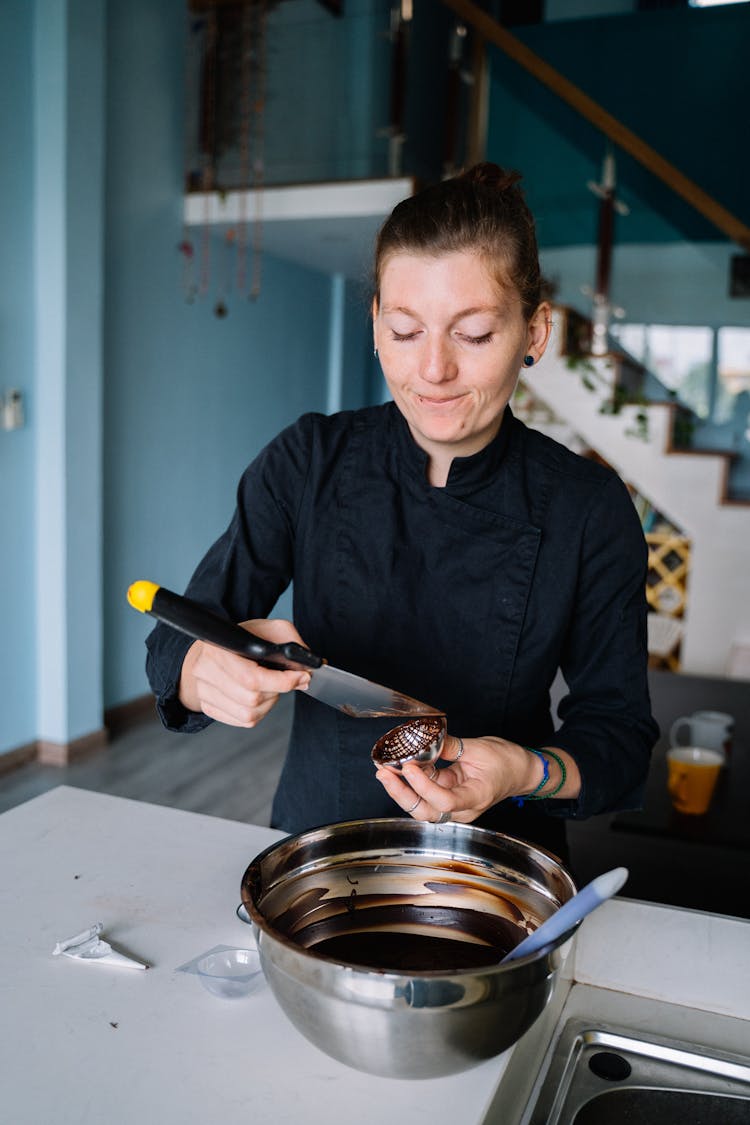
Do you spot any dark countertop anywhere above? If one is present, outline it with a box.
[614,669,749,850]
[566,668,750,918]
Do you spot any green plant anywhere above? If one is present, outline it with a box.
[565,353,598,392]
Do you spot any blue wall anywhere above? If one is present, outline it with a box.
[33,0,107,746]
[190,0,393,187]
[103,0,342,708]
[261,0,392,184]
[0,0,373,757]
[0,1,36,751]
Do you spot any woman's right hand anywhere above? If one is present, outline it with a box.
[178,618,312,727]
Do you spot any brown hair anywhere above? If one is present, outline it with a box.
[374,163,542,321]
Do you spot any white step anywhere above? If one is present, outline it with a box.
[520,348,750,679]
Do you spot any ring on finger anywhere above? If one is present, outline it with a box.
[435,811,451,824]
[450,737,464,763]
[426,765,438,781]
[406,795,422,814]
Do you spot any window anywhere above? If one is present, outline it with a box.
[716,327,750,426]
[645,325,713,418]
[611,323,713,417]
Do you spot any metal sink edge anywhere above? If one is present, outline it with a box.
[521,1017,750,1125]
[479,982,750,1125]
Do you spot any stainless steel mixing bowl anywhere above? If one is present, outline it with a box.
[241,818,578,1079]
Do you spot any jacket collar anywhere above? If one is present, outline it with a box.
[389,401,514,493]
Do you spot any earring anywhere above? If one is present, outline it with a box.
[523,355,535,367]
[373,346,378,358]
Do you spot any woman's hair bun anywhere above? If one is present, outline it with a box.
[374,161,541,318]
[460,162,522,193]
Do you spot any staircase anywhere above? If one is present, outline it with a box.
[517,307,750,680]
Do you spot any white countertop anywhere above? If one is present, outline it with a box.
[0,787,514,1125]
[1,786,747,1124]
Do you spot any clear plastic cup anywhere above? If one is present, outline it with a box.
[196,947,263,999]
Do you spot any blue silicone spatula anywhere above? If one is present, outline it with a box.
[501,866,629,964]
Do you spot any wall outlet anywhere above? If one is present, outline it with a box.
[1,389,24,430]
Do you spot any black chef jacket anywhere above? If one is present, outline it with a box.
[146,403,658,860]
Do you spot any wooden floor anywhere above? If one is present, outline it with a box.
[1,679,746,919]
[0,697,290,826]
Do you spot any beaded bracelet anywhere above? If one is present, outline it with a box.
[513,747,567,806]
[547,750,567,797]
[512,747,548,807]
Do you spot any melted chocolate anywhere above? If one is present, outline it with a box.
[310,930,504,972]
[372,718,446,766]
[285,901,527,972]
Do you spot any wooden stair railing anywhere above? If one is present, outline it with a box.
[441,0,750,254]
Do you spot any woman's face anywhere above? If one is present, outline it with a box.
[374,251,550,479]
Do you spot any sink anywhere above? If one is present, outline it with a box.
[521,1019,750,1125]
[573,1087,749,1123]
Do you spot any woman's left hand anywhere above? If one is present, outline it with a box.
[375,735,533,824]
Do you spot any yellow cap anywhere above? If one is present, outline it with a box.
[127,580,160,613]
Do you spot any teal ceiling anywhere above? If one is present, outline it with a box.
[485,5,749,248]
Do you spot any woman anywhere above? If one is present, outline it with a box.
[146,164,658,860]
